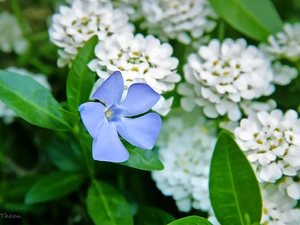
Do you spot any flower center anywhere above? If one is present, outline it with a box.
[105,109,113,119]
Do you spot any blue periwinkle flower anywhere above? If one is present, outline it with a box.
[78,71,162,162]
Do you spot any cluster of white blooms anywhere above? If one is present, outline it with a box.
[234,109,300,200]
[272,61,298,86]
[140,0,217,46]
[0,67,51,124]
[88,32,181,115]
[261,183,300,225]
[0,11,29,55]
[49,0,134,67]
[152,109,217,213]
[178,38,278,121]
[260,23,300,61]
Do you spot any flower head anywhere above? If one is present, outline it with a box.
[234,109,300,183]
[79,71,162,162]
[49,0,134,67]
[178,38,276,121]
[140,0,217,46]
[0,11,29,54]
[152,109,217,213]
[260,23,300,61]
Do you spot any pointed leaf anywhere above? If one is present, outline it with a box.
[209,131,262,225]
[86,180,134,225]
[168,216,213,225]
[119,147,164,171]
[67,35,98,114]
[135,205,175,225]
[25,172,85,204]
[209,0,283,41]
[0,70,72,131]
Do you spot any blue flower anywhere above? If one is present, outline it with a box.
[78,71,162,162]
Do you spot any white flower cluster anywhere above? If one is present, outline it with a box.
[178,38,278,121]
[88,32,181,116]
[152,109,217,213]
[0,11,29,55]
[261,183,300,225]
[234,109,300,200]
[0,67,51,124]
[140,0,217,46]
[260,23,300,61]
[49,0,134,67]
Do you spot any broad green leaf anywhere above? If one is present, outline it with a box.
[168,216,213,225]
[135,205,175,225]
[67,35,98,114]
[25,172,85,204]
[209,0,283,41]
[0,70,71,131]
[209,132,262,225]
[45,140,82,171]
[119,147,164,171]
[86,180,133,225]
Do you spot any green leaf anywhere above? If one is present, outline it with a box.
[67,35,98,114]
[168,216,213,225]
[209,131,262,225]
[86,180,133,225]
[0,70,72,131]
[25,172,85,204]
[45,140,82,171]
[119,147,164,171]
[209,0,283,41]
[135,205,175,225]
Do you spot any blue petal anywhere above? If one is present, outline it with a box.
[119,83,160,116]
[93,121,129,162]
[78,102,106,138]
[116,113,162,149]
[92,71,124,107]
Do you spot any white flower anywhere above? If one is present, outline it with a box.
[261,183,300,225]
[88,32,181,115]
[179,38,276,121]
[140,0,217,46]
[260,23,300,61]
[271,61,298,86]
[49,0,134,67]
[152,109,217,212]
[0,11,29,54]
[0,67,51,124]
[234,109,300,183]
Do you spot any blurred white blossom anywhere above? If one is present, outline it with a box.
[234,109,300,184]
[49,0,134,67]
[152,109,217,213]
[178,38,276,121]
[0,67,51,124]
[260,23,300,61]
[0,11,29,55]
[140,0,217,46]
[261,183,300,225]
[88,32,181,115]
[272,61,298,86]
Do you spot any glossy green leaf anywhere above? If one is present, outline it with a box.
[67,35,98,114]
[25,172,85,204]
[119,147,164,171]
[46,140,82,171]
[86,180,133,225]
[168,216,213,225]
[209,0,283,41]
[209,132,262,225]
[135,205,175,225]
[0,70,71,131]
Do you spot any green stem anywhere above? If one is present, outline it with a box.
[74,127,95,179]
[217,19,225,42]
[11,0,29,37]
